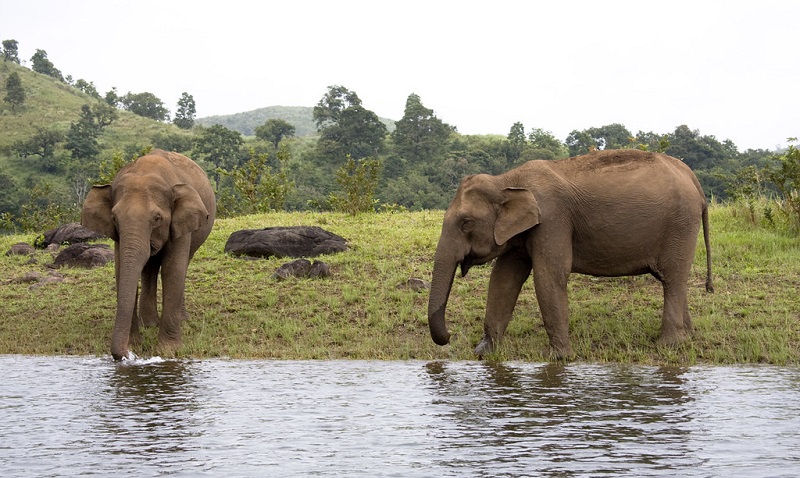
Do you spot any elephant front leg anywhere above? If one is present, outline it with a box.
[532,263,573,360]
[157,240,191,356]
[475,250,531,358]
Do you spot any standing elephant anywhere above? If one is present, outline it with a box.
[427,149,713,359]
[81,149,215,361]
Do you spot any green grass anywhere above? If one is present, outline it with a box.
[1,204,799,364]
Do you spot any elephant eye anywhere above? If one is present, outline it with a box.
[153,213,162,224]
[461,218,475,233]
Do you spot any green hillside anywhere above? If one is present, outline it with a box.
[0,61,187,151]
[195,104,395,137]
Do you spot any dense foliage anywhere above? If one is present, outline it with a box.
[0,39,792,234]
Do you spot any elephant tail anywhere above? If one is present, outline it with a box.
[702,205,714,293]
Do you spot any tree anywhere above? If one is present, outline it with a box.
[73,79,101,99]
[0,168,20,219]
[328,155,382,214]
[391,93,452,167]
[313,84,362,130]
[173,92,196,129]
[766,139,800,229]
[92,102,118,129]
[517,127,568,162]
[665,125,729,170]
[4,71,25,112]
[13,127,64,165]
[506,121,527,163]
[217,146,294,216]
[566,123,633,156]
[528,128,563,152]
[120,91,169,121]
[104,87,120,107]
[193,124,244,187]
[313,85,387,161]
[65,105,102,160]
[2,39,20,63]
[30,49,63,81]
[255,118,296,149]
[632,131,670,152]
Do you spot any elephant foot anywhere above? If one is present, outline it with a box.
[545,343,575,361]
[656,330,689,348]
[112,349,138,362]
[156,336,182,358]
[474,336,495,359]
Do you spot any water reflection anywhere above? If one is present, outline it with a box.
[94,360,200,458]
[1,357,799,477]
[424,362,701,474]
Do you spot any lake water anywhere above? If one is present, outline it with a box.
[1,356,799,477]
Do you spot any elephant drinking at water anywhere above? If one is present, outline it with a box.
[427,149,713,359]
[81,149,216,361]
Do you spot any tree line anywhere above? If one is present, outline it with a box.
[0,39,794,234]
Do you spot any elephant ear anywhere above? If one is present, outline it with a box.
[494,187,541,245]
[81,184,118,242]
[172,184,209,239]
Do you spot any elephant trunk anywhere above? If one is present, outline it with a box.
[428,244,459,346]
[111,235,150,361]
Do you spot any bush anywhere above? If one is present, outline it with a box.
[328,155,381,215]
[766,139,800,230]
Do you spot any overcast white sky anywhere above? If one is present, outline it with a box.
[2,0,798,151]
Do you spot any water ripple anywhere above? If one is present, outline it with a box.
[0,357,798,477]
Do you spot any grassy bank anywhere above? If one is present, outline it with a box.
[1,205,798,364]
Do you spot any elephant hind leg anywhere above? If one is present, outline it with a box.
[656,279,692,346]
[140,258,161,327]
[129,286,143,347]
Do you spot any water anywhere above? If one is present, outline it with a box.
[1,357,799,477]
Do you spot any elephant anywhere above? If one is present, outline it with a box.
[81,149,215,361]
[427,149,713,359]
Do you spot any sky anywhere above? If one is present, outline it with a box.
[2,0,798,151]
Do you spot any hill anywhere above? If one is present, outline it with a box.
[0,61,188,152]
[196,105,395,137]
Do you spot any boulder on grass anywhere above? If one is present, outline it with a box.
[225,226,348,258]
[5,243,35,256]
[41,222,105,248]
[53,243,114,268]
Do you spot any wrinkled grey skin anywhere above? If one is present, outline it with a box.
[428,149,713,359]
[81,150,215,361]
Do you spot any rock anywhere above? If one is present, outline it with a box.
[7,270,65,289]
[272,259,331,280]
[52,243,114,268]
[28,271,65,289]
[5,243,35,256]
[41,222,105,248]
[225,226,348,258]
[12,271,43,283]
[308,261,330,279]
[398,277,431,292]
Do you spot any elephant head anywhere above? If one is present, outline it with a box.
[428,174,541,345]
[81,173,209,360]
